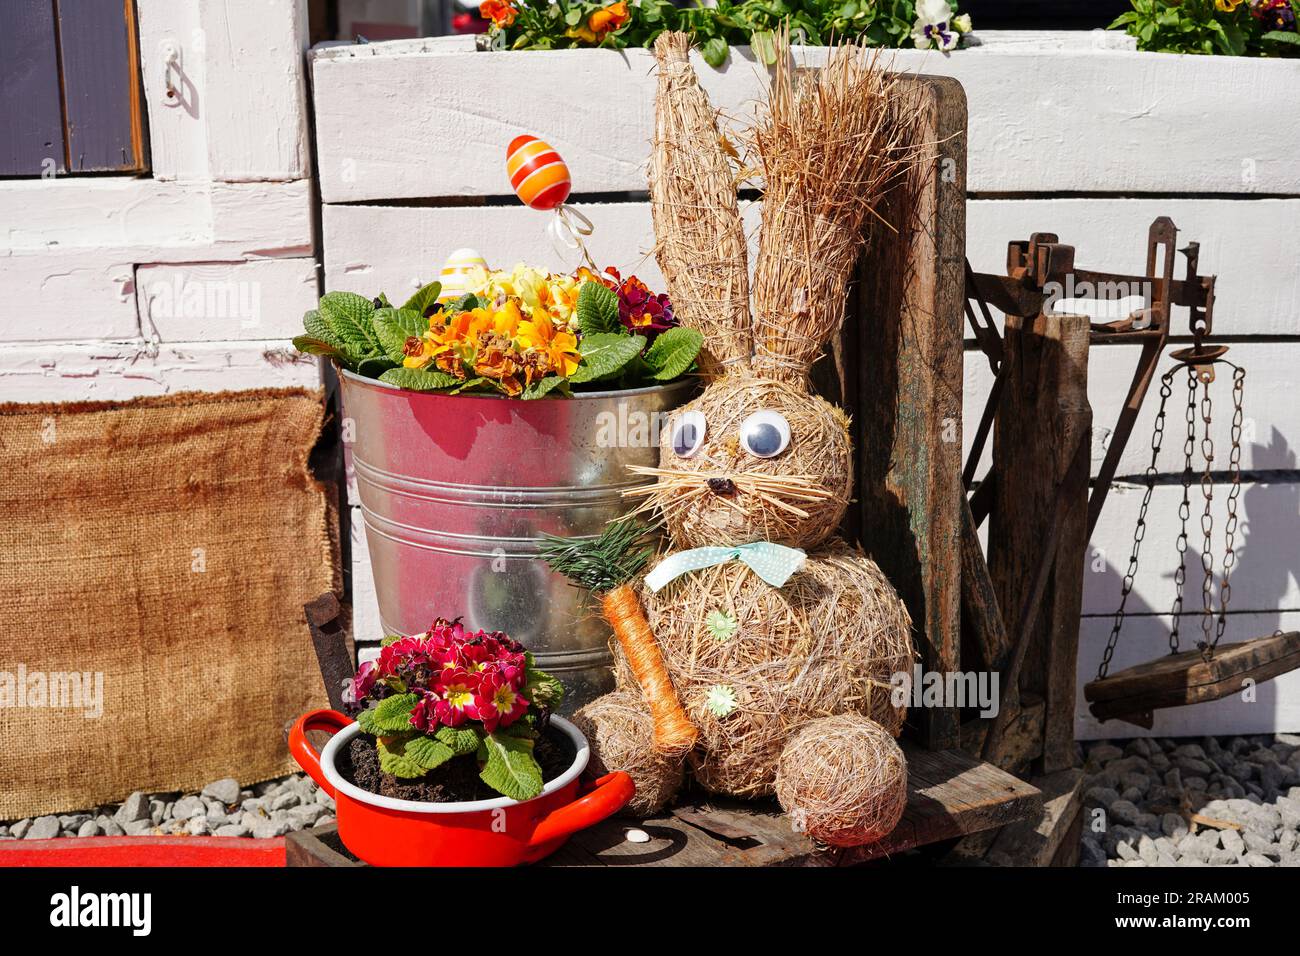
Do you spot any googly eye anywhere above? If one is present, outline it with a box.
[669,410,707,458]
[739,410,791,458]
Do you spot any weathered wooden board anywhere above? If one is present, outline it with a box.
[0,340,319,402]
[1085,631,1300,723]
[54,0,148,173]
[961,695,1046,774]
[984,768,1085,867]
[310,43,1300,202]
[322,198,1300,338]
[0,179,314,258]
[285,744,1041,867]
[0,0,66,177]
[987,311,1091,771]
[136,259,320,342]
[1076,611,1300,739]
[854,75,966,750]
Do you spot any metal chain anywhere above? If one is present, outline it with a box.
[1197,370,1217,654]
[1209,363,1246,657]
[1099,368,1177,679]
[1168,365,1198,653]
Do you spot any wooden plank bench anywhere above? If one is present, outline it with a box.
[286,743,1040,867]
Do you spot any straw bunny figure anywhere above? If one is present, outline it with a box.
[574,33,916,846]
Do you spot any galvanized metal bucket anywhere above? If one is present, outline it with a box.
[342,371,692,709]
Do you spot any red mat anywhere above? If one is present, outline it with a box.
[0,836,286,867]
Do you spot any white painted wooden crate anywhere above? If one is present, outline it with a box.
[311,34,1300,736]
[0,0,321,400]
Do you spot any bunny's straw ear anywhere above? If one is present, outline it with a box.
[749,33,913,387]
[649,32,752,377]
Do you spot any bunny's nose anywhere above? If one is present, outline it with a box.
[707,477,737,496]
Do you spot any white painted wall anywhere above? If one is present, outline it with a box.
[0,0,321,400]
[312,35,1300,738]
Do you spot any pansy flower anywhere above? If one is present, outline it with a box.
[912,0,959,51]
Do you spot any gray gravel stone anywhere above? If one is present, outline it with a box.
[185,816,209,836]
[123,819,155,836]
[270,792,300,811]
[251,819,290,839]
[1220,828,1245,856]
[101,819,124,837]
[1243,852,1274,867]
[10,819,31,839]
[214,824,250,837]
[76,820,99,838]
[114,791,149,826]
[1110,800,1143,826]
[25,816,60,840]
[171,796,206,820]
[1161,813,1189,839]
[201,778,242,806]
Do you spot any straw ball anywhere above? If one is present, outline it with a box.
[631,539,913,798]
[638,373,852,552]
[571,691,685,816]
[775,713,907,847]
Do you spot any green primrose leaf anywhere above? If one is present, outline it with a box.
[302,309,336,344]
[479,731,544,801]
[318,291,380,355]
[576,280,620,336]
[434,725,483,756]
[358,692,419,735]
[404,735,457,771]
[372,307,430,363]
[402,281,443,316]
[377,737,431,778]
[522,375,571,399]
[641,326,703,381]
[292,335,346,360]
[570,332,646,384]
[378,367,462,392]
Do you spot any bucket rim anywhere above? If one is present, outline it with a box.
[339,368,697,401]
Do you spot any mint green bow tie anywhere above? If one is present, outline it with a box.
[644,542,807,593]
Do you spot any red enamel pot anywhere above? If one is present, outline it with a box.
[289,709,634,867]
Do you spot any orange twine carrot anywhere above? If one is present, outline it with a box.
[601,582,699,756]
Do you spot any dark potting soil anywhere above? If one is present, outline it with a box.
[338,725,575,803]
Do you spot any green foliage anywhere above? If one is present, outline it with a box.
[373,307,430,364]
[403,281,444,316]
[377,367,462,391]
[1110,0,1298,57]
[522,375,572,400]
[434,725,483,756]
[523,652,566,710]
[356,692,419,736]
[486,0,964,63]
[479,731,545,801]
[403,734,457,772]
[377,737,435,778]
[642,327,703,381]
[576,280,620,335]
[570,332,647,383]
[540,517,655,593]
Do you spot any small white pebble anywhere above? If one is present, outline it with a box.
[625,828,651,844]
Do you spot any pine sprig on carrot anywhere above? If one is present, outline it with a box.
[541,519,699,755]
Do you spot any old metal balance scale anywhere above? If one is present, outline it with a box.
[968,217,1300,733]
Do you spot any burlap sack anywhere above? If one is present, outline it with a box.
[0,388,335,820]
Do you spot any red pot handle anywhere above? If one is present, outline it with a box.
[528,772,635,848]
[289,708,353,800]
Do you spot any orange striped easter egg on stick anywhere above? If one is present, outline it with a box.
[506,134,572,211]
